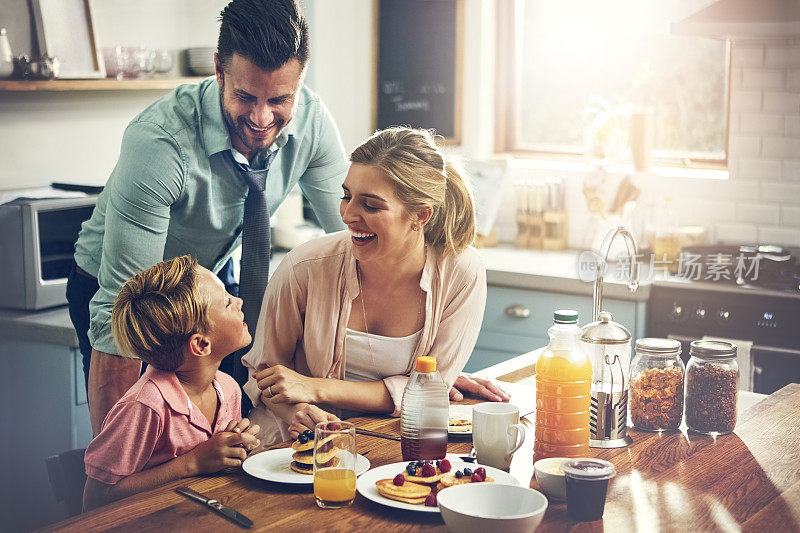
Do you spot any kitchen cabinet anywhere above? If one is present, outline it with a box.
[0,317,92,532]
[465,285,646,373]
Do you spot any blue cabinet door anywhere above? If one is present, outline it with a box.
[466,285,645,372]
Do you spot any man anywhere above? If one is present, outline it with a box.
[68,0,506,435]
[68,0,347,434]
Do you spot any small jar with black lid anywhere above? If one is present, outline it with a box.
[630,338,685,431]
[685,340,739,435]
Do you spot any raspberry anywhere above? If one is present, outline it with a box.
[421,463,436,477]
[393,474,405,486]
[474,467,486,480]
[439,458,452,473]
[424,493,437,507]
[471,472,482,482]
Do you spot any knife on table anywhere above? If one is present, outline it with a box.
[176,486,253,529]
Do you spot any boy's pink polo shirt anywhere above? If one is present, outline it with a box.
[84,366,241,485]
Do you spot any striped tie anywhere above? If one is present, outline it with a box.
[226,150,278,398]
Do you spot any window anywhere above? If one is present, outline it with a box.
[496,0,730,168]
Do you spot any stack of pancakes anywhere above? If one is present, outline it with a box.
[376,464,495,505]
[290,435,339,474]
[375,464,445,504]
[375,478,432,505]
[435,472,494,491]
[448,417,472,434]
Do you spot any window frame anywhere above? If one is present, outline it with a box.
[494,0,732,170]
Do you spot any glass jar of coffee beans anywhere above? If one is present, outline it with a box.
[685,340,739,435]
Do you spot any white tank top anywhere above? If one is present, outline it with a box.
[344,328,422,382]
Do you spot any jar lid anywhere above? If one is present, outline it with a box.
[561,458,616,481]
[553,309,579,324]
[635,338,682,355]
[580,311,631,345]
[689,340,737,359]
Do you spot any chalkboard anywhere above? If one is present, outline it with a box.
[375,0,462,143]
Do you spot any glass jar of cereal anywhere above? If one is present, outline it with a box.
[630,338,685,432]
[685,340,739,435]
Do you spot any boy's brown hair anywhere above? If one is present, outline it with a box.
[111,255,210,371]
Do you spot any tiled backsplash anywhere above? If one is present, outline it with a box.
[489,39,800,251]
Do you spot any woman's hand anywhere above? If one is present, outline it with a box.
[286,404,340,439]
[450,374,511,402]
[254,365,319,405]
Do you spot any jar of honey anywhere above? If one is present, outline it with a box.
[534,310,593,461]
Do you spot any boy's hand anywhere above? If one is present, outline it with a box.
[223,419,261,450]
[184,430,260,475]
[287,404,339,439]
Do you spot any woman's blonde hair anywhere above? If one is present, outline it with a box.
[349,127,476,256]
[111,255,210,371]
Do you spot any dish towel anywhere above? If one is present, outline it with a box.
[702,336,753,392]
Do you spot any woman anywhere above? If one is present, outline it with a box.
[243,127,502,445]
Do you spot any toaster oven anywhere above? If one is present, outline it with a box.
[0,192,98,310]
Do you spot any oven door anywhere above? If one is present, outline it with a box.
[752,346,800,395]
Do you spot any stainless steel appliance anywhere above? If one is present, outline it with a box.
[647,244,800,395]
[0,190,97,310]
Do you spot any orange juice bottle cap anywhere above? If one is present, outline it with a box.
[415,356,437,372]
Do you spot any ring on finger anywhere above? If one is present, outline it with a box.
[268,385,273,397]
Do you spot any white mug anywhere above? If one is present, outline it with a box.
[472,402,526,471]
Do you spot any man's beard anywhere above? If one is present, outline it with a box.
[220,87,285,156]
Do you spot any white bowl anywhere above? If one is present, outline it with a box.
[437,483,548,533]
[533,457,568,501]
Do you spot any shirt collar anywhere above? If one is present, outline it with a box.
[201,77,297,161]
[144,366,227,434]
[143,366,192,417]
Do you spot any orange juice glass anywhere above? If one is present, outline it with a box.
[535,310,593,461]
[313,421,356,508]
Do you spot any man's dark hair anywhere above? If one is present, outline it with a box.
[217,0,309,72]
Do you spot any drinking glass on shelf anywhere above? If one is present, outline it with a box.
[313,421,356,509]
[153,49,174,75]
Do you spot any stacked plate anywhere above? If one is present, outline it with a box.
[186,47,215,76]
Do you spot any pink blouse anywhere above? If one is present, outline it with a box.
[242,231,487,445]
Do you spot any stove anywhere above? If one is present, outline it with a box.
[646,244,800,395]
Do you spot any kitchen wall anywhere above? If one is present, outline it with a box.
[0,0,229,190]
[1,1,797,249]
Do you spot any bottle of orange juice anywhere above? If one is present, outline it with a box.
[534,310,592,461]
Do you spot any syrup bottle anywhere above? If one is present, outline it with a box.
[400,356,449,461]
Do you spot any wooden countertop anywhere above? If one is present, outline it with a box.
[43,366,799,531]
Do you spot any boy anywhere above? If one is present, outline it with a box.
[83,255,260,511]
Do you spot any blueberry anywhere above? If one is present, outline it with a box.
[436,460,441,468]
[455,470,463,478]
[298,434,308,444]
[463,467,472,476]
[303,430,314,439]
[415,461,424,468]
[406,464,417,475]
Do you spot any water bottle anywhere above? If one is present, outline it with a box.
[534,310,593,461]
[400,356,449,461]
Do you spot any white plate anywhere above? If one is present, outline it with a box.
[356,455,519,513]
[242,447,370,485]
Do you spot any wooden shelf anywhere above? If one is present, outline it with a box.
[0,77,208,92]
